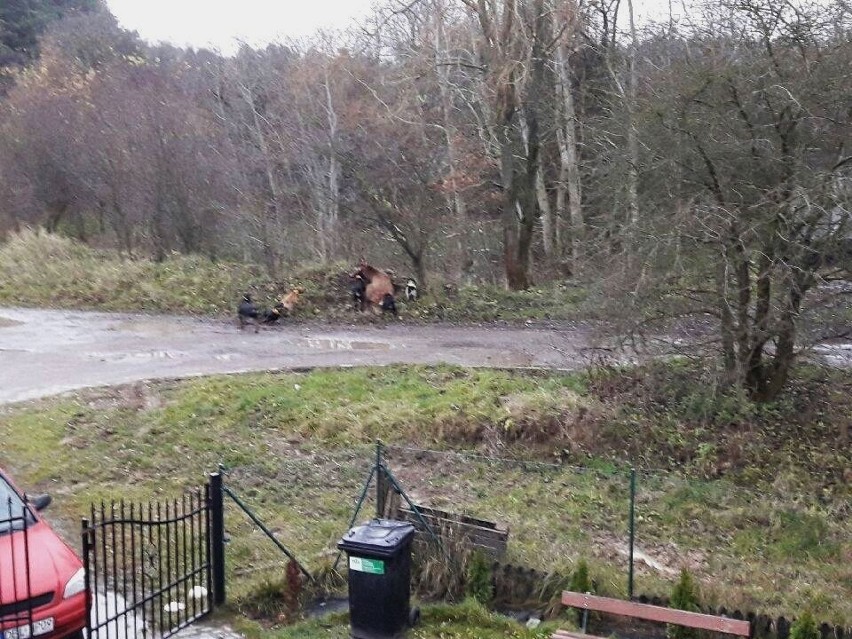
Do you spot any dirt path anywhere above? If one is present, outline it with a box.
[0,307,597,404]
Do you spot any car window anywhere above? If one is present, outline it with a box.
[0,473,35,534]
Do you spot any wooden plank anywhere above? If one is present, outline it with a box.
[409,529,506,557]
[409,529,502,549]
[397,504,509,557]
[398,509,509,541]
[397,511,509,554]
[561,592,751,636]
[399,505,509,532]
[399,508,498,530]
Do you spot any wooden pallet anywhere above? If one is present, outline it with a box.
[396,504,509,557]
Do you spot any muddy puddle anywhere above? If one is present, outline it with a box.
[299,337,391,351]
[87,350,190,362]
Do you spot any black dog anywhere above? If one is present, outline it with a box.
[351,274,366,311]
[261,302,287,325]
[405,278,418,302]
[238,294,260,333]
[381,292,397,316]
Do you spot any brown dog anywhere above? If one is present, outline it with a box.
[279,287,306,315]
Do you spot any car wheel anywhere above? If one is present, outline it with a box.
[65,631,85,639]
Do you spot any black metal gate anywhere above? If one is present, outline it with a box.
[81,475,224,639]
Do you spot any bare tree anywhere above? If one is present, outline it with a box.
[641,0,851,400]
[551,0,584,269]
[457,0,551,289]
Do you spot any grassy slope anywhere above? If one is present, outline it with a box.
[0,229,587,322]
[0,365,849,624]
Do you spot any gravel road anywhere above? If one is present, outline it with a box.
[0,307,597,404]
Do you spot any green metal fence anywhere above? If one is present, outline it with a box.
[214,440,851,624]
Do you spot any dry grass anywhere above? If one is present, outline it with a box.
[0,229,587,322]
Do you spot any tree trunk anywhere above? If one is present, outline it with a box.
[320,71,340,264]
[499,123,527,289]
[241,84,281,277]
[536,164,553,257]
[434,0,470,281]
[603,0,640,230]
[553,8,583,270]
[413,252,427,292]
[625,0,640,227]
[715,236,737,380]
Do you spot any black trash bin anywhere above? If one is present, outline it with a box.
[338,518,417,639]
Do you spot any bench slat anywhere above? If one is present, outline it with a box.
[561,592,750,636]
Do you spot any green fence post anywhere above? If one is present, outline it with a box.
[628,467,636,600]
[376,439,383,518]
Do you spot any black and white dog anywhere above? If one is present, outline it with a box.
[404,278,418,302]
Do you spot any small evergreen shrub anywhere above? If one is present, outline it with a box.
[567,559,593,625]
[790,611,819,639]
[667,569,701,639]
[569,559,592,594]
[465,550,494,605]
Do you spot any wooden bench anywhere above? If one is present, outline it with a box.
[553,591,751,639]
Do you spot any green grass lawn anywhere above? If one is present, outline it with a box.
[227,600,563,639]
[1,364,849,624]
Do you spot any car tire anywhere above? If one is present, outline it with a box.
[65,631,85,639]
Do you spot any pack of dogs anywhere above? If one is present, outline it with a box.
[349,260,419,315]
[238,261,418,331]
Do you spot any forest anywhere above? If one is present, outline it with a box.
[1,0,850,400]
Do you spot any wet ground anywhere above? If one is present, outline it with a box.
[0,307,598,638]
[0,307,595,405]
[172,625,244,639]
[2,306,850,406]
[89,591,247,639]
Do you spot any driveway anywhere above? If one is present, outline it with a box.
[0,307,597,404]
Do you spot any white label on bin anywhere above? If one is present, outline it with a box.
[349,556,385,574]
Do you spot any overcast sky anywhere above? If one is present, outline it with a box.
[104,0,682,55]
[104,0,377,53]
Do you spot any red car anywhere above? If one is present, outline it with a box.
[0,468,87,639]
